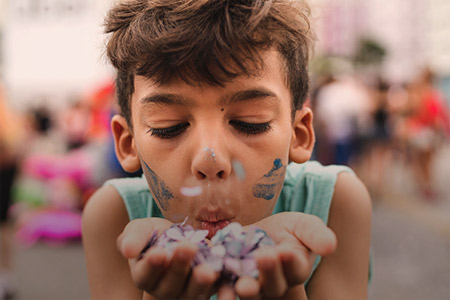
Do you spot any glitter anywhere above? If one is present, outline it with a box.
[232,160,246,180]
[180,186,203,197]
[203,147,216,161]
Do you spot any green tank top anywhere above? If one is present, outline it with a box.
[104,161,358,289]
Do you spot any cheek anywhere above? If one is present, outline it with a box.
[235,157,286,223]
[251,158,286,201]
[140,155,175,212]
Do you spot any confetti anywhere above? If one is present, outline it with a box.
[232,160,246,180]
[180,186,203,197]
[140,219,274,285]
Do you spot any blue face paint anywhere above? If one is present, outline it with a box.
[141,158,173,211]
[252,183,277,200]
[252,159,285,201]
[263,158,282,178]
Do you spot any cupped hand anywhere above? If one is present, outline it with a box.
[229,212,337,299]
[117,217,219,299]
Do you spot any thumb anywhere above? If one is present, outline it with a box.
[117,217,172,259]
[293,214,337,256]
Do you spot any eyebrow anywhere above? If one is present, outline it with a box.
[139,93,190,106]
[223,88,279,105]
[139,87,279,107]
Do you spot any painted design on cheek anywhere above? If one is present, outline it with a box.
[252,159,286,200]
[203,147,216,161]
[141,159,173,211]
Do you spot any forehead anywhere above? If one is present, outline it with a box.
[132,50,290,103]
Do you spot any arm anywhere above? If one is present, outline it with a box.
[306,171,372,300]
[82,185,143,299]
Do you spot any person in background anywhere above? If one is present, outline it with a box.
[60,97,91,150]
[358,78,394,198]
[399,68,450,200]
[82,1,372,299]
[314,73,372,166]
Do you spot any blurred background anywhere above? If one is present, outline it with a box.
[0,0,449,299]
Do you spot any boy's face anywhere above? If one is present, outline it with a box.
[118,50,313,238]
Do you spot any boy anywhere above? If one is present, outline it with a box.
[82,0,372,299]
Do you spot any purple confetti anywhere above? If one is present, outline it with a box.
[141,219,274,285]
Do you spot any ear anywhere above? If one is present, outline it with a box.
[111,115,141,173]
[289,107,315,163]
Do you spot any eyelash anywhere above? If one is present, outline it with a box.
[147,121,272,139]
[230,120,272,136]
[147,123,189,139]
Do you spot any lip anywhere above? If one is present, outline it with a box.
[196,208,233,239]
[200,220,231,239]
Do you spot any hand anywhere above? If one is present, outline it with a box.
[228,212,337,299]
[117,218,219,299]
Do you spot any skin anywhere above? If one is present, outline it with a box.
[82,50,372,299]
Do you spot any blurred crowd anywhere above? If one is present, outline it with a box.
[311,67,450,201]
[0,79,139,298]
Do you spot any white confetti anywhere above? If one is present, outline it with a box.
[232,160,246,180]
[180,186,203,197]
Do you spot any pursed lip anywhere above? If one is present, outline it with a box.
[196,208,233,239]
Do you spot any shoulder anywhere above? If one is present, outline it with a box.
[82,184,141,298]
[82,184,131,253]
[280,161,353,217]
[332,171,372,220]
[328,171,372,258]
[82,184,130,262]
[307,171,372,299]
[82,184,129,233]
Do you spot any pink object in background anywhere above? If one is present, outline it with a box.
[16,209,82,247]
[22,150,93,190]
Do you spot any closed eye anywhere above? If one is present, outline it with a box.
[229,120,272,135]
[147,123,190,139]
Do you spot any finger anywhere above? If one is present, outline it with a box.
[217,285,236,300]
[181,263,219,299]
[118,217,172,258]
[255,248,287,298]
[276,244,315,286]
[152,241,197,299]
[294,215,337,256]
[234,276,260,300]
[129,246,168,292]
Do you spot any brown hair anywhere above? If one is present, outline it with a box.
[105,0,314,126]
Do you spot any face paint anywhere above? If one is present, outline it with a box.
[140,157,174,211]
[252,159,285,200]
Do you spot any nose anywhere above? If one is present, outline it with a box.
[191,129,232,181]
